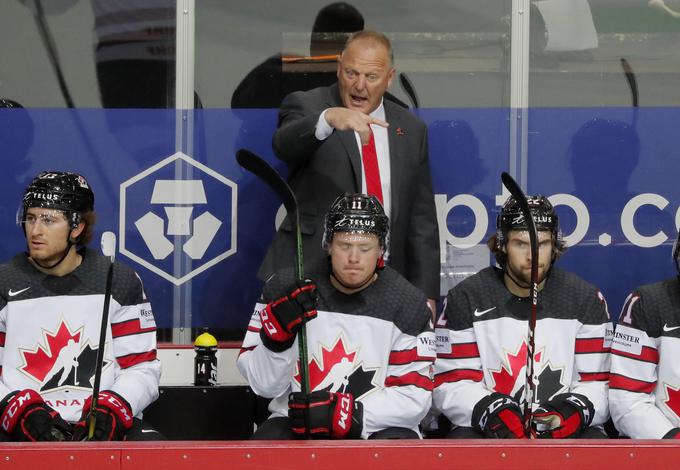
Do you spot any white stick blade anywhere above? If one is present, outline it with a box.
[101,231,117,261]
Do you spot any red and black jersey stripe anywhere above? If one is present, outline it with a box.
[111,318,156,338]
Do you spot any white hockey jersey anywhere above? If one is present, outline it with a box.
[610,278,680,438]
[433,266,612,428]
[0,248,161,423]
[237,263,435,439]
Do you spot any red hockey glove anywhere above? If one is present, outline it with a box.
[472,392,527,439]
[664,428,680,439]
[531,393,594,439]
[72,391,133,441]
[260,278,317,350]
[0,389,71,441]
[288,391,363,439]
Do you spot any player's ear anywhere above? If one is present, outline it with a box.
[69,221,85,242]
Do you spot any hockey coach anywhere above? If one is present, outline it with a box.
[239,193,436,439]
[433,195,612,439]
[260,29,440,313]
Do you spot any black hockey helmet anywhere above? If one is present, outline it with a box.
[322,193,389,249]
[496,195,561,248]
[21,171,95,230]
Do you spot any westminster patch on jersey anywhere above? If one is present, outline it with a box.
[416,331,437,358]
[293,335,379,400]
[612,324,643,356]
[18,320,109,392]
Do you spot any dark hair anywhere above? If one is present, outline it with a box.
[75,211,97,246]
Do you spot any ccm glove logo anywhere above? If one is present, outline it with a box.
[1,390,43,433]
[334,394,353,432]
[289,391,363,439]
[259,304,294,343]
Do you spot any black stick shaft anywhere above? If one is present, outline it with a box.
[620,58,639,130]
[235,150,310,395]
[33,0,74,108]
[88,262,114,439]
[501,172,539,434]
[399,72,420,109]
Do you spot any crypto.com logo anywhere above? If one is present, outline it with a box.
[119,152,237,285]
[435,186,680,261]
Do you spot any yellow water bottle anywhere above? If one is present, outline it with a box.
[194,330,218,386]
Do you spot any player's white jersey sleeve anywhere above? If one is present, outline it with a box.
[237,302,298,398]
[108,268,161,417]
[567,290,612,427]
[0,302,11,399]
[610,291,675,438]
[108,305,161,417]
[433,292,491,427]
[570,321,612,426]
[359,321,435,438]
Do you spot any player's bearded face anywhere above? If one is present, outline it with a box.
[504,230,554,285]
[23,208,72,264]
[329,231,382,289]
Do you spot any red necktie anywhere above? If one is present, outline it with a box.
[361,131,383,204]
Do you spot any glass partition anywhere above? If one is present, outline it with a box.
[527,0,680,316]
[2,1,677,342]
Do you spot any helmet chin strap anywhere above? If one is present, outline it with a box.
[502,263,552,294]
[330,269,376,292]
[29,224,77,270]
[31,240,74,270]
[503,267,532,290]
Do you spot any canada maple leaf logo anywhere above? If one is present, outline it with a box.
[20,321,83,383]
[489,341,527,396]
[489,341,544,398]
[294,336,358,392]
[663,383,680,418]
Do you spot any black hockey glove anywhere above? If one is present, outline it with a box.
[288,391,363,439]
[72,391,133,441]
[0,389,71,441]
[260,278,317,351]
[472,392,527,439]
[531,393,594,439]
[663,428,680,439]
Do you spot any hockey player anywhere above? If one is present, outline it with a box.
[433,195,612,438]
[609,229,680,438]
[238,193,435,439]
[0,171,161,441]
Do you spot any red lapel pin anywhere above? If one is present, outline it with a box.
[396,127,405,136]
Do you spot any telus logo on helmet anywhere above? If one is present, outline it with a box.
[25,192,60,202]
[334,216,376,228]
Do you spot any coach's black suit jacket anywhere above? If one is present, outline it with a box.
[259,83,440,299]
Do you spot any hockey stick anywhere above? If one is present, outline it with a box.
[87,231,116,440]
[500,172,539,434]
[28,0,117,207]
[620,58,638,108]
[235,149,311,397]
[399,72,420,109]
[30,0,74,108]
[620,58,639,129]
